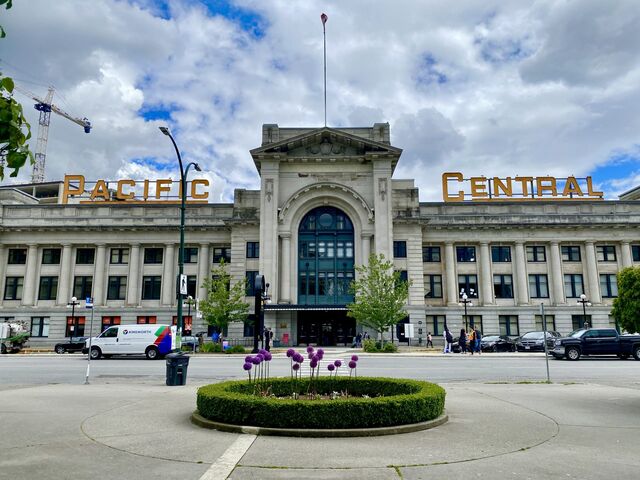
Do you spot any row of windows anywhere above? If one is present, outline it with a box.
[416,244,639,263]
[423,273,619,299]
[5,245,246,266]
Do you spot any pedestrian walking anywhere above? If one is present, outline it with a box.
[264,327,273,351]
[474,326,482,354]
[459,328,467,354]
[444,327,453,353]
[468,327,476,355]
[356,332,362,347]
[426,332,433,348]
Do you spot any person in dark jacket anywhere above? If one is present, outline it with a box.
[459,328,467,354]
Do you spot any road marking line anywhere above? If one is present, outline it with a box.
[199,434,256,480]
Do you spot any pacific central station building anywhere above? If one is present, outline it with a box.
[1,123,640,347]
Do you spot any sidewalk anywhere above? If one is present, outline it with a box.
[1,379,639,479]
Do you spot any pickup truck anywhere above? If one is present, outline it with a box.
[551,328,640,361]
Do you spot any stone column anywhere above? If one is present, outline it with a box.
[584,241,601,304]
[445,242,458,305]
[93,244,106,306]
[279,234,291,303]
[127,243,140,305]
[549,242,564,305]
[514,242,529,305]
[57,243,73,305]
[197,243,210,303]
[479,242,493,305]
[361,233,371,265]
[162,243,175,306]
[23,244,39,306]
[0,245,4,307]
[620,242,632,268]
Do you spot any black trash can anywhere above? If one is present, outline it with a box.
[166,352,190,386]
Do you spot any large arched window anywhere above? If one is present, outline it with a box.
[298,206,354,305]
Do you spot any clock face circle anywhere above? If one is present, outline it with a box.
[318,213,333,227]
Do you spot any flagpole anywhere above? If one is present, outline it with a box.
[321,13,328,127]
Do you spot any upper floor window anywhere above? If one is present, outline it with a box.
[632,245,640,262]
[493,274,513,298]
[144,247,163,264]
[73,276,93,300]
[187,275,197,298]
[110,248,129,264]
[424,275,442,298]
[600,274,618,298]
[76,248,95,265]
[141,276,161,300]
[456,246,476,262]
[212,246,231,263]
[458,275,478,297]
[561,246,581,262]
[107,276,127,300]
[3,276,23,300]
[183,247,198,264]
[42,248,61,265]
[529,274,549,298]
[245,271,259,296]
[596,245,616,262]
[526,245,546,262]
[38,276,58,301]
[397,270,408,284]
[8,248,27,265]
[491,246,511,263]
[422,246,441,262]
[393,241,407,258]
[246,242,260,259]
[564,274,584,298]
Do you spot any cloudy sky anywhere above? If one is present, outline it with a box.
[2,0,640,201]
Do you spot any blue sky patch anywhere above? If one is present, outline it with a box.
[416,54,448,86]
[590,151,640,187]
[200,0,267,38]
[131,156,174,172]
[139,104,175,122]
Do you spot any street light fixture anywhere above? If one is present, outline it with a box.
[459,288,476,331]
[159,126,202,349]
[578,293,592,328]
[67,296,80,346]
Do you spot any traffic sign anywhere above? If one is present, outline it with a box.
[85,297,94,309]
[179,274,188,295]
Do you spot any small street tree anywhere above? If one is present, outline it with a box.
[611,266,640,334]
[347,253,410,344]
[199,260,249,335]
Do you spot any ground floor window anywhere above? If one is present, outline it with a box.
[101,316,121,332]
[534,315,556,331]
[499,315,519,336]
[31,317,49,337]
[172,316,192,335]
[65,316,86,337]
[137,316,157,324]
[426,315,445,336]
[464,315,483,333]
[572,314,591,331]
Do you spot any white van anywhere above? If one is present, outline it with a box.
[84,324,176,360]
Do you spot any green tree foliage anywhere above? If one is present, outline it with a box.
[347,253,410,344]
[199,260,249,334]
[1,0,33,180]
[611,267,640,334]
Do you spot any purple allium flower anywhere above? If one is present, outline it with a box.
[306,346,315,353]
[264,352,272,361]
[256,353,264,361]
[292,363,300,371]
[259,349,267,355]
[334,360,342,368]
[317,348,324,356]
[312,354,319,361]
[286,348,295,358]
[245,355,253,363]
[310,359,318,369]
[317,351,324,360]
[308,353,314,359]
[243,362,252,371]
[293,353,304,363]
[251,357,261,365]
[348,360,357,369]
[351,355,359,362]
[327,364,335,371]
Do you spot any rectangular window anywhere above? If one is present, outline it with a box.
[212,246,231,263]
[466,315,483,332]
[65,316,86,337]
[426,315,445,336]
[76,248,95,265]
[110,248,129,264]
[561,245,581,262]
[493,274,513,298]
[633,245,640,262]
[424,275,443,298]
[499,315,519,336]
[172,316,193,335]
[393,241,407,258]
[458,275,478,298]
[246,242,260,259]
[491,246,511,263]
[572,314,591,331]
[142,276,162,300]
[3,276,23,300]
[529,274,549,298]
[422,246,441,262]
[564,274,584,298]
[73,276,93,300]
[244,315,256,338]
[101,316,121,332]
[144,247,163,264]
[456,246,476,262]
[42,248,61,265]
[526,245,546,262]
[245,271,259,296]
[136,316,157,324]
[8,248,27,265]
[596,245,616,262]
[107,276,127,300]
[38,276,58,301]
[187,275,197,298]
[534,315,556,331]
[398,270,408,284]
[600,274,618,298]
[30,317,49,337]
[184,247,198,264]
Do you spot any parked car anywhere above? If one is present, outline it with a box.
[481,335,516,352]
[516,331,561,352]
[54,337,88,354]
[181,335,200,352]
[552,328,640,361]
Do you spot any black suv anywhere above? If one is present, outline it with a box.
[54,337,88,354]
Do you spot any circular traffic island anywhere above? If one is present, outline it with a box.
[193,377,447,437]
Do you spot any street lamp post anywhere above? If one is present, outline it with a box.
[67,296,80,346]
[578,293,591,328]
[159,126,201,350]
[459,288,476,331]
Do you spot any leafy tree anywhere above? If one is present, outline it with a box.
[1,0,33,180]
[347,253,411,344]
[611,266,640,334]
[199,259,249,335]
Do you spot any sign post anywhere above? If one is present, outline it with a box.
[84,297,94,385]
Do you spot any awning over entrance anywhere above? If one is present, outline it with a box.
[264,304,347,311]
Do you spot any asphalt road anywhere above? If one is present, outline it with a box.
[1,352,639,386]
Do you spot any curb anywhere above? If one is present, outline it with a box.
[190,411,448,437]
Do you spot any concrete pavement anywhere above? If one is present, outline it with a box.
[1,377,639,480]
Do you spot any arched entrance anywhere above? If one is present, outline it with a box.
[297,206,356,345]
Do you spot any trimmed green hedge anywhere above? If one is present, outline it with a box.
[196,377,445,429]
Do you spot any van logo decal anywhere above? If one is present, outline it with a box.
[123,329,128,335]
